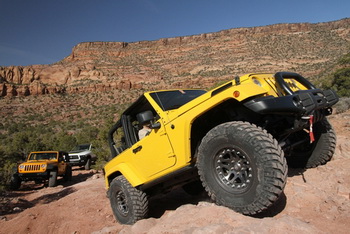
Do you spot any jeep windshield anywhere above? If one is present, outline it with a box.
[71,144,90,151]
[29,152,58,160]
[149,90,206,111]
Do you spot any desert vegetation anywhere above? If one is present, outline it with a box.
[0,90,138,191]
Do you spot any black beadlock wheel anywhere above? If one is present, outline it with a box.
[197,121,287,215]
[286,118,336,168]
[109,175,148,225]
[214,147,253,193]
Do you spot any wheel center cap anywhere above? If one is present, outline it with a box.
[234,163,241,171]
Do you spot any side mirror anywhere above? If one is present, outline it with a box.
[137,110,161,129]
[63,155,70,162]
[136,111,154,124]
[151,122,161,129]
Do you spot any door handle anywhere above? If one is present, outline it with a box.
[133,145,142,153]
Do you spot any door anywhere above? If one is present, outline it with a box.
[57,152,67,175]
[130,122,176,178]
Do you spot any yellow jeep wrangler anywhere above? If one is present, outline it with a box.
[10,151,72,189]
[104,72,338,224]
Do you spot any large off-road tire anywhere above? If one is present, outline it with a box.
[10,174,21,190]
[48,170,58,187]
[63,165,72,181]
[109,175,148,224]
[84,158,91,170]
[197,121,287,215]
[286,118,336,168]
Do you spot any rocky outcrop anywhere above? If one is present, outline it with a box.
[1,18,349,97]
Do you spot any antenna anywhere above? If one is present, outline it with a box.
[235,75,241,85]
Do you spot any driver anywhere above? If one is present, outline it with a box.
[138,122,151,140]
[136,111,154,140]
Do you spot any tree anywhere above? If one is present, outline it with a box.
[75,126,99,144]
[55,132,77,151]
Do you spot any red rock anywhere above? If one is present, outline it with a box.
[0,19,349,97]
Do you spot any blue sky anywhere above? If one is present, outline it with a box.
[0,0,349,66]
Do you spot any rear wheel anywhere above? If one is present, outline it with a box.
[64,165,72,181]
[286,118,336,168]
[48,170,57,187]
[109,175,148,224]
[197,121,287,215]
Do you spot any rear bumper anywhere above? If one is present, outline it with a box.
[244,89,338,116]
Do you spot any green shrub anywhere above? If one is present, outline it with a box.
[331,68,350,97]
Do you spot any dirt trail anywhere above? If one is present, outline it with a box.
[1,111,349,234]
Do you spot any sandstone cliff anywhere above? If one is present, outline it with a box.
[1,18,349,97]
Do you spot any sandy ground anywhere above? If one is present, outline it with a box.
[1,111,349,234]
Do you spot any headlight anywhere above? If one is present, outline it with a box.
[41,164,47,168]
[252,78,262,87]
[19,165,25,169]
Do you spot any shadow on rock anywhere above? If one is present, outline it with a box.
[287,167,307,177]
[148,187,287,219]
[148,187,210,218]
[61,171,95,187]
[0,187,76,216]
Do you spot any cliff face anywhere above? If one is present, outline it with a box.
[1,18,349,97]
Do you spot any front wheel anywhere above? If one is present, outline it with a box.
[84,158,91,170]
[10,174,21,190]
[48,170,57,187]
[109,175,148,224]
[197,121,287,215]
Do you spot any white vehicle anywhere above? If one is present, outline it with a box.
[68,144,96,170]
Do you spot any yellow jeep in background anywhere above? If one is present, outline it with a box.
[10,151,72,189]
[104,72,339,224]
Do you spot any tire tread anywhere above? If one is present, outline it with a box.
[197,121,287,215]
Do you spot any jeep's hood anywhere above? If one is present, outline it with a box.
[23,160,57,164]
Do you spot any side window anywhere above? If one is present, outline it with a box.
[115,127,126,148]
[114,127,127,155]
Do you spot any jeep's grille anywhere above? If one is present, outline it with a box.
[69,155,79,160]
[24,164,41,171]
